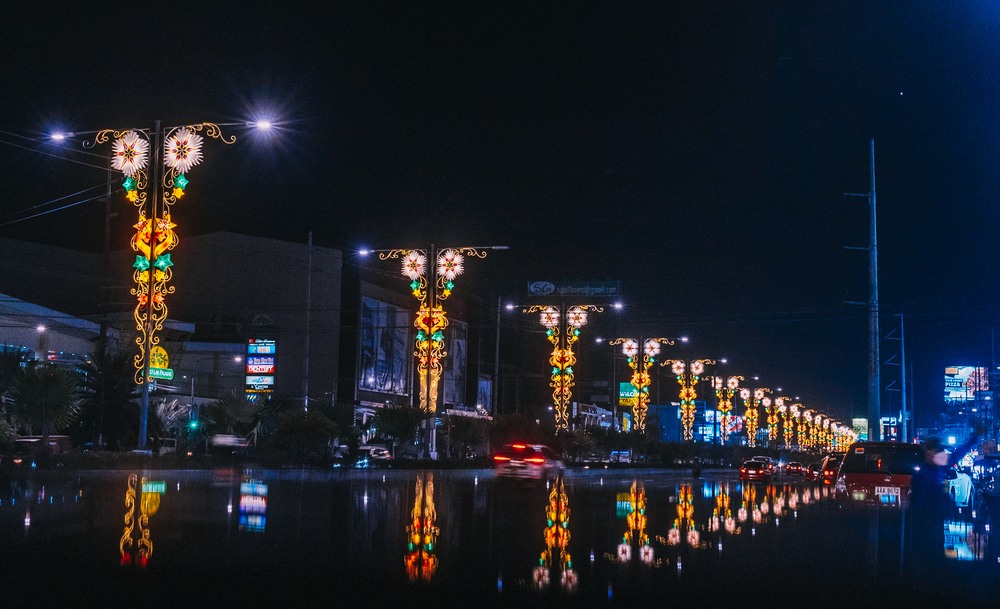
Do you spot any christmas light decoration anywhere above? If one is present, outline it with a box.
[525,304,603,430]
[610,337,675,433]
[535,475,574,591]
[90,122,235,451]
[714,375,742,444]
[119,473,153,568]
[163,127,204,173]
[379,246,494,415]
[663,358,716,441]
[405,473,439,582]
[111,130,148,176]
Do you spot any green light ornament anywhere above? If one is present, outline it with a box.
[174,173,189,189]
[153,253,173,271]
[416,331,427,342]
[133,256,150,271]
[431,331,444,342]
[445,280,454,290]
[410,280,420,291]
[122,176,137,191]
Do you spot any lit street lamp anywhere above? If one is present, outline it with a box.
[662,357,716,441]
[609,337,678,433]
[740,384,772,448]
[364,244,506,457]
[85,119,271,450]
[523,304,603,431]
[712,374,743,445]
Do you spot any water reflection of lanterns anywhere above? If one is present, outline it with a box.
[608,480,657,566]
[535,474,575,591]
[120,473,157,568]
[405,473,439,582]
[659,483,702,549]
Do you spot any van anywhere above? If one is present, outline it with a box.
[835,441,924,508]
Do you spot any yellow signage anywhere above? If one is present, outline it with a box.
[150,346,169,369]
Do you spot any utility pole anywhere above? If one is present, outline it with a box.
[845,138,881,440]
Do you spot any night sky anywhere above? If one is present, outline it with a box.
[2,2,1000,429]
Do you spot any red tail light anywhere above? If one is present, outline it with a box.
[512,443,527,449]
[525,457,546,465]
[493,455,511,462]
[740,467,747,473]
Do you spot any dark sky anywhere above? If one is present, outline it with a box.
[3,2,1000,430]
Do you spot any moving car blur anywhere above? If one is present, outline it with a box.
[492,443,565,480]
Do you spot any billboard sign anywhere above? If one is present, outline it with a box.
[526,280,621,297]
[245,338,276,394]
[944,366,989,403]
[619,382,637,407]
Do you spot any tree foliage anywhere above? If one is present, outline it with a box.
[9,363,81,443]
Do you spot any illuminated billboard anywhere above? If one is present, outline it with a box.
[245,338,276,394]
[358,297,410,396]
[944,366,988,403]
[619,382,637,407]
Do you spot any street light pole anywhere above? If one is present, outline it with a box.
[86,120,266,450]
[610,337,677,433]
[662,357,717,442]
[364,244,507,458]
[523,304,604,432]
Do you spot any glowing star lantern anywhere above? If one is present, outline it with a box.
[112,131,149,177]
[539,307,561,329]
[565,306,589,328]
[163,128,204,173]
[401,251,426,281]
[613,337,674,433]
[436,249,464,281]
[666,358,715,441]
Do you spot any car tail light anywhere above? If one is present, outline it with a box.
[525,457,546,465]
[512,443,527,449]
[493,455,511,462]
[740,467,747,473]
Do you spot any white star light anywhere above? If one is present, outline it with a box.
[163,128,204,173]
[111,131,149,176]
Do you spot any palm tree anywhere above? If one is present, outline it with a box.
[0,344,29,405]
[371,405,426,457]
[9,363,81,453]
[75,346,140,450]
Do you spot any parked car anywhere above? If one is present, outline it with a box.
[946,466,974,508]
[493,443,565,480]
[739,459,773,483]
[785,461,805,476]
[835,441,924,508]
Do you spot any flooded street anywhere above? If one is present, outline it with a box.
[1,467,998,608]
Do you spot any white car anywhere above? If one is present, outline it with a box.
[946,467,974,507]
